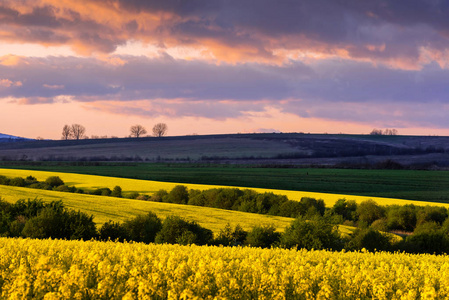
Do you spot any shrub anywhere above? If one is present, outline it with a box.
[166,185,189,204]
[215,223,247,246]
[155,216,213,245]
[331,199,357,221]
[136,194,150,201]
[99,220,128,242]
[356,199,385,226]
[245,224,280,248]
[54,185,71,192]
[386,205,416,232]
[10,177,26,187]
[0,175,10,185]
[126,192,140,199]
[151,189,168,202]
[281,216,342,250]
[123,212,162,243]
[92,188,112,196]
[45,176,64,188]
[401,231,449,254]
[21,201,97,240]
[346,228,392,252]
[111,186,122,198]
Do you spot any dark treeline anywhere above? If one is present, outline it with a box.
[3,172,449,254]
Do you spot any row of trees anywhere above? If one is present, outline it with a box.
[61,123,168,140]
[62,124,86,140]
[370,128,398,135]
[129,123,167,138]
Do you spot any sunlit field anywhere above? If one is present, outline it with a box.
[1,168,445,208]
[0,185,295,234]
[1,238,448,299]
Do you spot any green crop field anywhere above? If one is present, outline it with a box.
[1,168,445,208]
[3,163,449,203]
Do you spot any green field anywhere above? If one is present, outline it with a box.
[3,163,449,203]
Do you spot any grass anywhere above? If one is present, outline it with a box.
[1,168,449,209]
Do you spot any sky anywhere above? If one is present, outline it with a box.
[1,0,449,139]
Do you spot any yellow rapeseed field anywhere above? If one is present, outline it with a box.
[1,168,446,208]
[1,237,448,299]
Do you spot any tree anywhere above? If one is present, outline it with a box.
[61,125,72,140]
[130,125,147,138]
[280,216,342,250]
[370,129,383,135]
[71,124,86,140]
[152,123,168,137]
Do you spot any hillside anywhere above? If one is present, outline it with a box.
[0,133,449,168]
[0,133,30,143]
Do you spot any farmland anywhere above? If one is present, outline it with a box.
[2,163,449,203]
[0,185,295,234]
[2,238,449,299]
[0,168,446,208]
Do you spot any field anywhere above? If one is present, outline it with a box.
[1,237,448,299]
[3,162,449,203]
[1,168,447,208]
[0,185,296,234]
[2,133,449,168]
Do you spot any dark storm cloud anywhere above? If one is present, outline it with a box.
[1,0,449,64]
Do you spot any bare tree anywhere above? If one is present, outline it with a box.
[62,125,72,140]
[71,124,86,140]
[370,129,383,135]
[152,123,168,137]
[130,125,147,138]
[384,128,398,136]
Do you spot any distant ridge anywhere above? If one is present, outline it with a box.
[0,133,31,142]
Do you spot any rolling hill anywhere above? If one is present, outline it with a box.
[0,133,448,168]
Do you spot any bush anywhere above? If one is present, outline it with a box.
[92,188,112,196]
[215,223,247,246]
[331,199,357,221]
[151,189,168,202]
[245,224,280,248]
[99,220,128,242]
[45,176,64,188]
[21,201,97,240]
[356,199,385,226]
[166,185,189,204]
[346,228,392,252]
[386,205,416,232]
[136,194,150,201]
[126,192,140,199]
[10,177,25,187]
[0,175,10,185]
[123,212,162,243]
[401,231,449,254]
[281,216,342,250]
[111,186,122,198]
[155,216,213,245]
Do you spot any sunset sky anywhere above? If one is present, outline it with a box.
[1,0,449,139]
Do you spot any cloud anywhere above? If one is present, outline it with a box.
[0,0,449,67]
[2,54,449,129]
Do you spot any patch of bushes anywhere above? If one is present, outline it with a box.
[0,174,128,199]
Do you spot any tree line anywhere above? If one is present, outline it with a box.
[3,173,449,254]
[2,197,449,254]
[61,123,168,140]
